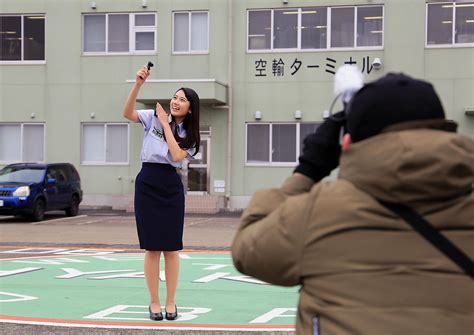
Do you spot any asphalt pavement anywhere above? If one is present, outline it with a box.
[0,209,241,250]
[0,209,297,335]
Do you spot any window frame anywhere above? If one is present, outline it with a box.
[172,10,210,54]
[80,122,130,165]
[245,122,320,167]
[0,14,46,64]
[355,5,385,49]
[425,1,474,48]
[82,12,157,55]
[0,123,46,164]
[247,9,272,51]
[132,13,157,53]
[271,8,300,52]
[246,5,384,53]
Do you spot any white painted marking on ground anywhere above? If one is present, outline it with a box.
[181,257,230,260]
[193,263,232,270]
[185,218,214,227]
[31,215,87,225]
[0,267,42,277]
[250,308,297,323]
[0,319,294,331]
[84,305,212,322]
[0,291,38,302]
[78,219,104,225]
[1,248,68,254]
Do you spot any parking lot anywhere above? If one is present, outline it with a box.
[0,210,240,250]
[0,210,297,335]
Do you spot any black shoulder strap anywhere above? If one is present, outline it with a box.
[379,201,474,279]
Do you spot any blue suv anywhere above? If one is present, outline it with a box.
[0,163,83,222]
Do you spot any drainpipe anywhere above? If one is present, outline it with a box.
[225,0,233,211]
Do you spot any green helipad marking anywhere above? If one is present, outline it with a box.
[0,250,298,329]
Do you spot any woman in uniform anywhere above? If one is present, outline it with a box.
[123,65,200,321]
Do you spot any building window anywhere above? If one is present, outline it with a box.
[0,123,45,163]
[331,6,384,48]
[299,123,320,155]
[81,123,129,164]
[246,122,320,165]
[301,7,327,49]
[272,124,297,162]
[357,6,384,47]
[0,15,45,62]
[331,7,355,48]
[173,11,209,53]
[427,1,474,46]
[83,13,156,54]
[274,9,298,49]
[247,124,270,163]
[247,6,383,51]
[248,10,271,50]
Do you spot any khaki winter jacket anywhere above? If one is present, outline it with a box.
[232,129,474,335]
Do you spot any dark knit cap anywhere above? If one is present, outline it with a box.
[346,73,445,142]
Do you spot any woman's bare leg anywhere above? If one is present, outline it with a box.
[144,250,161,312]
[163,251,180,312]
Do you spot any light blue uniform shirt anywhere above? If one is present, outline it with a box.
[137,109,195,168]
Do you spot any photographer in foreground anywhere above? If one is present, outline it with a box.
[231,72,474,334]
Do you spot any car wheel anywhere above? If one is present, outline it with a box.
[65,195,79,217]
[31,199,45,222]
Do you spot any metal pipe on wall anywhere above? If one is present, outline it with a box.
[225,0,233,210]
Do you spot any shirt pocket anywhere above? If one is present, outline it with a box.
[148,127,169,157]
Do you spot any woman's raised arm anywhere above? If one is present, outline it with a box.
[123,66,149,123]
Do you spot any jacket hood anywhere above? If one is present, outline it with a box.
[339,129,474,206]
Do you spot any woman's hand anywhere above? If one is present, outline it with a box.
[157,102,187,162]
[155,102,169,128]
[135,66,150,86]
[123,66,150,122]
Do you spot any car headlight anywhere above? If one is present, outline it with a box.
[13,186,30,197]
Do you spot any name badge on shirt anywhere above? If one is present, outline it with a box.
[151,126,165,141]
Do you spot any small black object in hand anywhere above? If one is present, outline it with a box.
[139,62,154,80]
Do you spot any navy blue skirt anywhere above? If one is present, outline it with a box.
[134,163,184,251]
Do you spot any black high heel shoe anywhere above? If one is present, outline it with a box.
[149,305,163,321]
[165,304,178,321]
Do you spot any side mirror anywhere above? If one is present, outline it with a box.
[47,178,57,184]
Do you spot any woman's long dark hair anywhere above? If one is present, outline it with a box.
[169,87,200,156]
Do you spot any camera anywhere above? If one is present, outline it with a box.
[139,61,154,80]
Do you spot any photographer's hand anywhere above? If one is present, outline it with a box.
[294,111,345,182]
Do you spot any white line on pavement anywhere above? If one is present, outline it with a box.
[31,215,87,225]
[185,218,214,227]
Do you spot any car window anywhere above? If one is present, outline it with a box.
[0,167,45,183]
[58,168,69,183]
[57,170,66,183]
[47,168,66,184]
[46,169,56,181]
[69,165,80,181]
